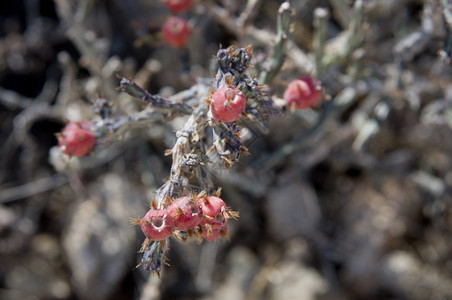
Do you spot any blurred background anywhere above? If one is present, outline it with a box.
[1,0,452,299]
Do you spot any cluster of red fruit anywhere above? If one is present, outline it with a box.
[134,192,238,242]
[161,0,191,48]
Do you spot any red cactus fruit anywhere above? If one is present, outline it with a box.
[201,223,228,242]
[198,196,227,219]
[162,0,192,13]
[162,16,190,48]
[58,121,96,157]
[140,209,174,241]
[210,86,246,122]
[166,196,202,231]
[198,195,230,227]
[283,76,322,110]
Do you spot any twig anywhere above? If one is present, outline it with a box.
[322,0,364,67]
[258,1,294,84]
[329,0,351,29]
[0,87,34,110]
[440,0,452,29]
[54,0,117,101]
[313,8,329,76]
[0,174,68,203]
[237,0,263,29]
[251,87,358,172]
[119,77,193,115]
[154,100,211,206]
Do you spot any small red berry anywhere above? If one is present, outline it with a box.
[283,76,322,110]
[58,121,96,157]
[162,0,192,13]
[140,209,174,241]
[162,16,190,48]
[166,196,202,231]
[210,86,246,122]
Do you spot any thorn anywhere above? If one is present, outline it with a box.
[176,207,184,217]
[222,156,233,166]
[159,240,167,250]
[187,191,197,201]
[241,111,250,118]
[172,230,185,241]
[187,228,195,238]
[206,145,216,155]
[215,187,222,197]
[164,195,173,206]
[225,75,233,86]
[197,190,207,201]
[138,238,151,253]
[226,209,239,220]
[203,97,212,106]
[220,228,229,240]
[131,218,142,226]
[204,223,213,234]
[151,199,157,209]
[196,229,203,243]
[240,146,250,155]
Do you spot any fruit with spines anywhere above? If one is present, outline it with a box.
[210,86,246,122]
[283,76,322,110]
[166,196,202,231]
[162,0,192,13]
[57,121,96,157]
[140,209,174,241]
[162,16,190,48]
